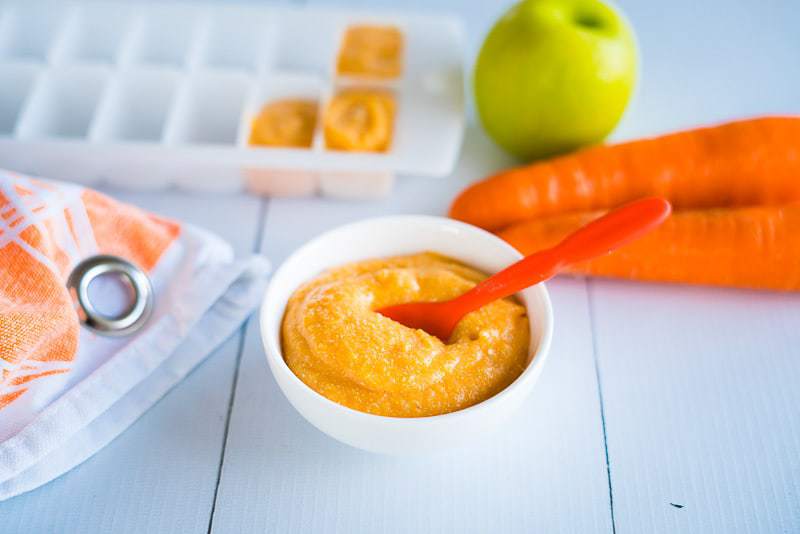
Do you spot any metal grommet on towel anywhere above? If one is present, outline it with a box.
[67,255,153,336]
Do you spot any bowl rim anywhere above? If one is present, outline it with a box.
[260,214,554,426]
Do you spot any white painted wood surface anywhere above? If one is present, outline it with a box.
[590,280,800,534]
[1,0,799,532]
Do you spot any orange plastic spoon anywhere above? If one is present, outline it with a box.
[379,197,672,341]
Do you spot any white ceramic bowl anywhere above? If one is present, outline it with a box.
[260,215,553,454]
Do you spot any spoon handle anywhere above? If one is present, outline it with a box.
[552,196,672,263]
[451,197,672,314]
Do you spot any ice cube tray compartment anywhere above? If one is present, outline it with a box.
[0,1,465,199]
[16,65,109,139]
[90,68,181,143]
[120,5,204,68]
[270,11,340,75]
[0,3,70,62]
[167,70,251,146]
[51,4,135,65]
[0,62,39,135]
[327,16,407,88]
[193,6,273,73]
[237,71,324,150]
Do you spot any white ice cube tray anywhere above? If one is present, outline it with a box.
[0,1,465,198]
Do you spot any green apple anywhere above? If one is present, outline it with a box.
[474,0,638,160]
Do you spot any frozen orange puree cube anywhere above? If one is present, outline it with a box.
[336,25,403,79]
[324,89,395,153]
[249,99,318,148]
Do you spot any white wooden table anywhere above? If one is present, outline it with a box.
[2,0,799,532]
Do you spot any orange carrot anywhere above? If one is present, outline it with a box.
[497,204,800,291]
[450,117,800,231]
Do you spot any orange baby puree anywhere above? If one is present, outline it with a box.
[281,253,530,417]
[249,99,318,148]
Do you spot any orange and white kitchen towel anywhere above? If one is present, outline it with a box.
[0,170,269,500]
